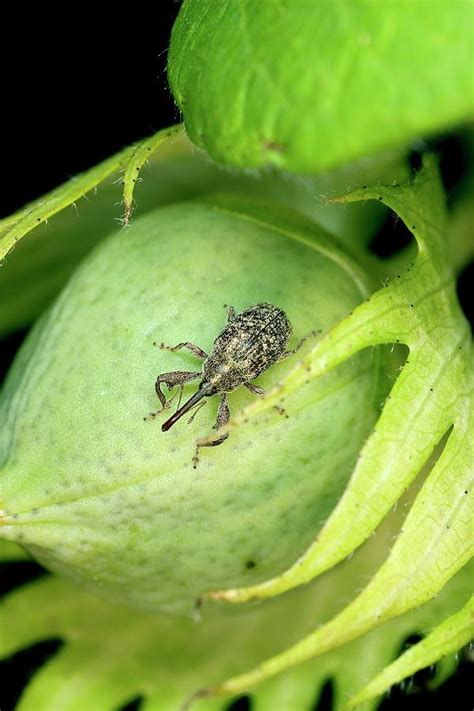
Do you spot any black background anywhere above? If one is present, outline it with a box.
[0,3,471,710]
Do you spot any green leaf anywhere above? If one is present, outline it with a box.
[168,0,474,173]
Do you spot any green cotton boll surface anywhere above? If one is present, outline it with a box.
[0,200,380,615]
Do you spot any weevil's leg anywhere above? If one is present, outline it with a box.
[147,371,201,419]
[193,394,230,468]
[245,382,265,396]
[155,341,208,360]
[144,389,180,421]
[278,330,320,360]
[187,400,207,425]
[227,305,236,323]
[246,381,287,416]
[213,394,230,432]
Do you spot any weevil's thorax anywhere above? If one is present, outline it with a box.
[203,303,292,393]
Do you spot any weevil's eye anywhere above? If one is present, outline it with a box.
[201,381,216,396]
[199,381,209,393]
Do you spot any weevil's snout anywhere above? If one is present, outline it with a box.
[161,383,214,432]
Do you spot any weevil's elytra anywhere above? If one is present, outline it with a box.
[149,303,308,467]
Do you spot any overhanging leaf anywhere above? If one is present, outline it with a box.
[168,0,474,172]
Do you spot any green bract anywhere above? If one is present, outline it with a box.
[196,157,473,705]
[0,198,379,614]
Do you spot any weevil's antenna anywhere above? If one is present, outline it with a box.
[161,384,213,432]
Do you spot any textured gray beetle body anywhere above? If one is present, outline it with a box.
[148,303,305,467]
[203,303,292,394]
